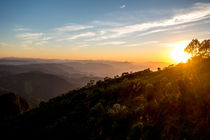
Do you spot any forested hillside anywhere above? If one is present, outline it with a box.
[0,92,30,120]
[1,57,209,139]
[0,71,77,107]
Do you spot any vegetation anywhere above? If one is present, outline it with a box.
[185,39,210,58]
[0,92,30,120]
[0,71,79,107]
[0,39,210,139]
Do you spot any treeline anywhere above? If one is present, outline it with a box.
[185,39,210,59]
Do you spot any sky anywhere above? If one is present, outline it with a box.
[0,0,210,63]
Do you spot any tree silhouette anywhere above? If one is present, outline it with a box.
[185,39,210,59]
[199,39,210,58]
[184,39,200,57]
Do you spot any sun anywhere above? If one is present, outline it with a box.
[170,41,191,63]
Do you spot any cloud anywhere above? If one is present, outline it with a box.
[42,37,52,41]
[16,33,43,40]
[78,44,89,48]
[20,40,33,47]
[120,5,126,9]
[65,32,96,40]
[99,30,106,35]
[13,26,31,32]
[115,3,210,34]
[94,2,210,40]
[85,32,124,41]
[99,41,126,45]
[92,20,122,26]
[0,42,9,47]
[71,44,89,50]
[13,2,210,46]
[126,41,158,47]
[35,41,48,46]
[54,23,93,32]
[16,32,52,47]
[137,23,198,37]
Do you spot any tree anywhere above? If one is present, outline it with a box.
[184,39,200,57]
[184,39,210,58]
[86,80,95,88]
[121,72,129,77]
[199,39,210,58]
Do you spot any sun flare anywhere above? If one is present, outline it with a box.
[170,41,191,63]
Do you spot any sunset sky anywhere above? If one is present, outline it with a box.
[0,0,210,63]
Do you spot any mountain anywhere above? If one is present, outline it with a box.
[0,60,104,106]
[0,92,30,120]
[1,58,209,139]
[0,71,77,106]
[62,61,140,77]
[0,58,150,107]
[0,57,170,77]
[0,63,79,77]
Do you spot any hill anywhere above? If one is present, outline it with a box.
[0,71,77,106]
[0,92,30,120]
[0,58,170,77]
[1,59,210,139]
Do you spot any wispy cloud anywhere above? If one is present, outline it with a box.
[126,41,158,47]
[120,5,126,9]
[16,32,51,47]
[98,30,106,35]
[13,26,31,32]
[20,40,33,47]
[13,2,210,48]
[114,3,210,34]
[92,20,122,26]
[54,23,94,32]
[0,42,9,47]
[16,33,43,40]
[65,32,96,40]
[72,44,89,50]
[77,44,89,48]
[93,2,210,40]
[99,41,126,46]
[42,37,52,41]
[85,34,120,42]
[35,40,48,46]
[137,23,198,37]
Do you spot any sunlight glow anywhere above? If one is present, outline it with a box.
[170,41,191,63]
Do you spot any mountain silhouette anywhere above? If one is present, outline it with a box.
[0,71,77,106]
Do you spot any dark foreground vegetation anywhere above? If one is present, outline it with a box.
[0,92,30,120]
[0,39,210,139]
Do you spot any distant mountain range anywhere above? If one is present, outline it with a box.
[0,57,170,107]
[0,71,77,106]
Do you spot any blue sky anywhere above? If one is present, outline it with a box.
[0,0,210,62]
